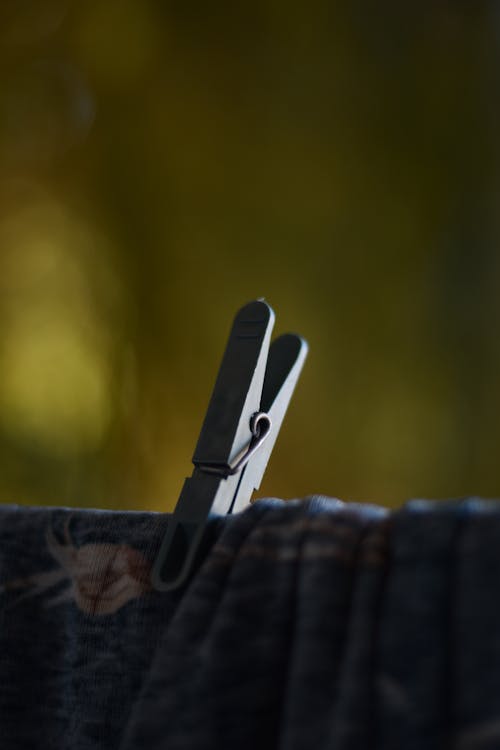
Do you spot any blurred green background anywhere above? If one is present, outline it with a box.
[0,1,499,512]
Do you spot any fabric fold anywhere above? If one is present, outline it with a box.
[121,497,390,750]
[2,497,500,749]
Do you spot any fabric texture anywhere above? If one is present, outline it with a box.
[1,497,499,749]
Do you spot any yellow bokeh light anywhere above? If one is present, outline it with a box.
[0,190,118,455]
[0,312,111,453]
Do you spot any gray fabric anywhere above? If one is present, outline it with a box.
[1,497,500,749]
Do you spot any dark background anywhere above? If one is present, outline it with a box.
[0,1,499,511]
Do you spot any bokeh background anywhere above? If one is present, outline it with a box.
[0,1,499,511]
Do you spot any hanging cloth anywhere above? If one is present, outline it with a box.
[1,497,499,750]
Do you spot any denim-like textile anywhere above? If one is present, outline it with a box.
[1,497,499,749]
[0,506,176,749]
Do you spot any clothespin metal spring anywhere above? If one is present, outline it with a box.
[196,411,272,478]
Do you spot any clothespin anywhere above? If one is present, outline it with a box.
[152,299,308,591]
